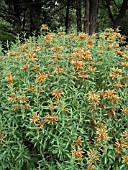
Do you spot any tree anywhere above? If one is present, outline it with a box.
[76,0,82,32]
[104,0,128,34]
[65,0,71,32]
[84,0,98,34]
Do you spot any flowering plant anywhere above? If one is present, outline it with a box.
[0,28,128,169]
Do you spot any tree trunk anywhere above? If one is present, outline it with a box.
[84,0,98,35]
[89,0,98,35]
[76,0,82,32]
[29,0,42,35]
[84,0,90,34]
[65,0,71,33]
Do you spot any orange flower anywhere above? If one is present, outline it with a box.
[121,62,128,67]
[30,58,38,62]
[122,155,128,165]
[72,136,83,146]
[46,113,57,123]
[20,64,29,70]
[70,34,76,38]
[72,60,83,69]
[123,131,128,138]
[88,92,100,105]
[121,108,128,114]
[78,33,88,38]
[41,24,48,31]
[58,32,65,35]
[87,149,99,164]
[116,50,123,55]
[25,85,35,91]
[104,90,120,104]
[87,39,93,43]
[19,95,27,103]
[87,165,94,170]
[78,74,90,79]
[36,119,49,129]
[123,55,128,60]
[95,122,108,144]
[85,54,92,60]
[33,65,40,70]
[115,137,127,153]
[5,72,15,81]
[107,45,112,49]
[36,74,48,83]
[52,90,62,98]
[114,43,119,48]
[31,113,40,122]
[71,146,83,159]
[39,68,44,72]
[8,94,17,101]
[47,33,55,38]
[88,66,96,72]
[111,67,122,73]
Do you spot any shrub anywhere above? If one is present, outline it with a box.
[0,28,128,170]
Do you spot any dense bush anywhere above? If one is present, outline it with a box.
[0,27,128,170]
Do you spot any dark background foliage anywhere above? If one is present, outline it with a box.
[0,0,128,45]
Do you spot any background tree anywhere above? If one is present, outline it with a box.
[0,0,128,43]
[76,0,82,32]
[103,0,128,35]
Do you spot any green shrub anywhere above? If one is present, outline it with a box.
[0,27,128,170]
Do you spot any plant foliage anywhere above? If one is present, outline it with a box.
[0,26,128,170]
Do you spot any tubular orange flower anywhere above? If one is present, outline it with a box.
[31,113,40,122]
[87,149,99,164]
[122,155,128,165]
[70,34,76,38]
[87,165,94,170]
[39,68,44,72]
[8,94,17,101]
[115,137,127,153]
[88,66,96,72]
[71,146,83,159]
[5,72,15,81]
[20,64,29,70]
[123,55,128,60]
[72,136,83,146]
[78,33,88,38]
[78,74,90,79]
[36,119,49,129]
[121,62,128,67]
[52,90,62,98]
[111,67,122,73]
[88,92,100,105]
[47,33,55,38]
[36,74,48,83]
[95,122,108,144]
[87,39,93,43]
[123,131,128,138]
[33,65,40,70]
[58,32,65,35]
[25,85,35,91]
[41,24,48,31]
[46,113,57,123]
[114,43,119,48]
[29,57,38,62]
[72,60,83,69]
[104,90,120,104]
[19,95,27,103]
[121,108,128,114]
[116,50,123,55]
